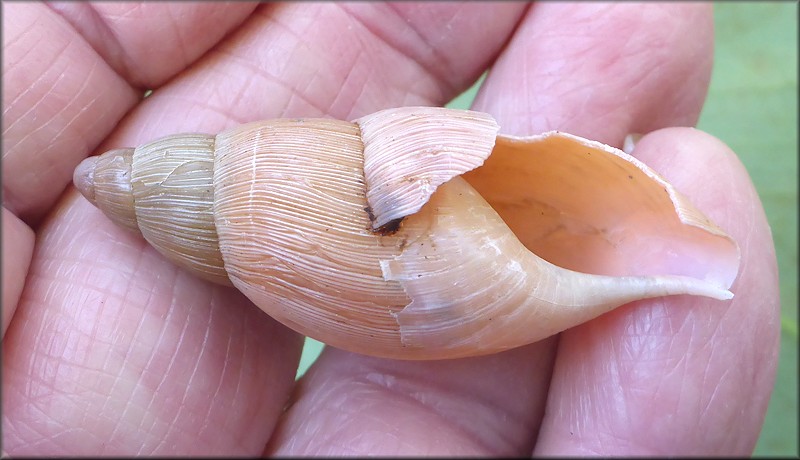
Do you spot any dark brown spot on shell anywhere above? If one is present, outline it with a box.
[372,217,403,236]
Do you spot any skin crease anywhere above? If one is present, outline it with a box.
[0,1,779,457]
[1,208,34,337]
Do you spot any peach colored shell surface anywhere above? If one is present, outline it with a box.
[73,106,740,360]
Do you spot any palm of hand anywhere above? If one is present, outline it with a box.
[1,2,779,456]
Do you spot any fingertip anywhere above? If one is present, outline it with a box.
[632,127,739,165]
[627,127,751,207]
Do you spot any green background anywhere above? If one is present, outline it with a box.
[296,3,798,456]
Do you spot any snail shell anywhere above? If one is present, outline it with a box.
[73,107,739,360]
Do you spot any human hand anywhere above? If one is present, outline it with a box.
[2,2,779,456]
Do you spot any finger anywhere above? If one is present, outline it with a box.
[47,2,258,88]
[473,3,769,455]
[2,5,299,453]
[2,2,138,223]
[1,191,304,456]
[266,3,719,456]
[534,128,780,455]
[2,2,257,224]
[3,1,529,456]
[475,2,714,144]
[267,344,556,456]
[1,207,34,338]
[100,1,529,144]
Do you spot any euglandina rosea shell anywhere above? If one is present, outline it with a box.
[73,107,740,360]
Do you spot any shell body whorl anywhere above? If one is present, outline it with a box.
[74,107,740,360]
[212,118,412,356]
